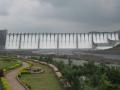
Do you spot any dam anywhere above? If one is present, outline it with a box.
[0,30,120,50]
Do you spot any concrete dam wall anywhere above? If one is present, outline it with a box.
[0,30,120,50]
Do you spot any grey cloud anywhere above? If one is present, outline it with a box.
[0,5,9,15]
[1,0,120,32]
[0,11,8,16]
[41,0,69,7]
[39,0,120,26]
[0,0,12,16]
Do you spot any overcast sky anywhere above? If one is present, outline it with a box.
[0,0,120,33]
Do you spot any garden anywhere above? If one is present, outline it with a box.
[0,81,3,90]
[19,61,63,90]
[0,56,22,90]
[0,56,22,71]
[31,55,120,90]
[0,55,120,90]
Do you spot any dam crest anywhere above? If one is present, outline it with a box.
[0,30,120,50]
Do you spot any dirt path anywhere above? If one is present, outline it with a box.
[5,62,29,90]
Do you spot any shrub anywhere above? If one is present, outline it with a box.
[21,70,31,75]
[0,69,4,77]
[0,77,11,90]
[9,63,20,70]
[22,80,31,89]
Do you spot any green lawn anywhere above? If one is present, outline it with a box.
[0,57,21,70]
[21,62,63,90]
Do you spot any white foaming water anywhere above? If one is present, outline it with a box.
[5,33,119,50]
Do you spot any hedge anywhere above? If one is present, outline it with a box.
[0,77,11,90]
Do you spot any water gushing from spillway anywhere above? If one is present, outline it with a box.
[5,32,120,50]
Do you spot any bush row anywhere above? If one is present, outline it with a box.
[0,77,11,90]
[4,62,22,72]
[17,62,32,90]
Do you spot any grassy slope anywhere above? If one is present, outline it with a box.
[21,63,62,90]
[0,59,20,69]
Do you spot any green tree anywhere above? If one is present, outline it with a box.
[98,74,110,90]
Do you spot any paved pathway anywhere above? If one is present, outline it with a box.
[5,62,29,90]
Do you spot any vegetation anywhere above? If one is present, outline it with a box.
[33,55,120,90]
[0,70,4,77]
[0,56,22,72]
[0,78,11,90]
[0,79,3,90]
[0,56,22,90]
[20,61,63,90]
